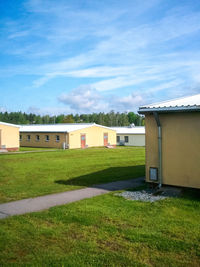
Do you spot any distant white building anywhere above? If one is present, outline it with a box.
[111,126,145,146]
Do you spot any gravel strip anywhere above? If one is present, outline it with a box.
[115,190,167,202]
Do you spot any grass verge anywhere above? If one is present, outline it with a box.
[0,188,199,266]
[0,147,145,203]
[19,147,58,151]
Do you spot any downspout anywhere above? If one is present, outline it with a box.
[153,112,162,188]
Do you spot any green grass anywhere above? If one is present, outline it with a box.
[19,147,58,151]
[0,147,145,203]
[0,188,199,266]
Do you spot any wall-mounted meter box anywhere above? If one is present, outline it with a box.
[149,167,158,181]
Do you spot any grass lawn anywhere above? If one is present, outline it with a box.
[0,147,145,203]
[0,187,199,266]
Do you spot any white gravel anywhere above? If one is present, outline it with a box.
[115,190,167,202]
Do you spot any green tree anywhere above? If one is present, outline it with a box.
[128,112,137,124]
[62,115,74,123]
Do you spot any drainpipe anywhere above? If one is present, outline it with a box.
[153,112,162,188]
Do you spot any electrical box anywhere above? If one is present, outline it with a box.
[149,167,158,181]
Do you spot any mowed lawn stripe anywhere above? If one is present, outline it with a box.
[0,147,145,203]
[0,189,199,266]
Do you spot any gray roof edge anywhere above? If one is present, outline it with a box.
[116,132,145,135]
[138,106,200,114]
[20,130,68,133]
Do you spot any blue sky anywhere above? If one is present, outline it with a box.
[1,0,200,115]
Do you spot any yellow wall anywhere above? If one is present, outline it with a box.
[117,134,145,146]
[68,125,116,149]
[20,132,67,148]
[145,112,200,188]
[0,123,19,150]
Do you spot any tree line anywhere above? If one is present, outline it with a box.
[0,111,144,127]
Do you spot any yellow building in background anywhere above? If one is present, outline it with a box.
[0,122,20,151]
[139,94,200,189]
[20,123,116,149]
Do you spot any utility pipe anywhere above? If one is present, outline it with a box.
[153,112,162,188]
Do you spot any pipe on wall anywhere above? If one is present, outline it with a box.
[153,112,162,188]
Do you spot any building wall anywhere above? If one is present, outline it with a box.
[117,134,145,146]
[68,125,116,149]
[0,124,19,150]
[145,112,200,188]
[20,132,67,148]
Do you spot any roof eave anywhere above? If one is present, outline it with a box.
[116,132,145,135]
[20,130,68,133]
[138,106,200,114]
[0,121,20,128]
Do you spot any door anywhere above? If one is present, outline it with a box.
[81,134,86,148]
[104,133,108,146]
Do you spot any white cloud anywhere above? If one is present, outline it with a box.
[58,85,109,113]
[0,107,7,113]
[146,80,184,94]
[27,106,72,116]
[28,80,200,115]
[112,93,144,111]
[1,0,200,111]
[8,30,30,39]
[91,74,163,92]
[32,74,56,88]
[57,79,182,114]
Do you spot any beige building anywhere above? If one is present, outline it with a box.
[0,122,20,151]
[138,94,200,189]
[20,123,116,149]
[111,126,145,146]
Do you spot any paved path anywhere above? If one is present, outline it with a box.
[0,177,144,219]
[0,149,58,155]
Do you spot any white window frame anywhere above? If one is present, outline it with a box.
[45,135,50,142]
[56,135,60,142]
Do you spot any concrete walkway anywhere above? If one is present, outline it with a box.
[0,177,144,219]
[0,149,58,155]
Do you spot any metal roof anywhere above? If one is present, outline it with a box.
[19,123,116,133]
[138,94,200,113]
[111,126,145,135]
[0,121,20,128]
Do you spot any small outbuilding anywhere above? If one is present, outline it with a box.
[0,121,20,151]
[138,94,200,189]
[20,123,116,149]
[111,126,145,146]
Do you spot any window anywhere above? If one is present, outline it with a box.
[27,135,30,141]
[117,136,120,143]
[19,135,22,141]
[124,136,129,143]
[45,135,49,142]
[36,135,40,141]
[56,135,60,142]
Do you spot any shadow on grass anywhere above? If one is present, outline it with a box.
[181,188,200,201]
[55,165,145,188]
